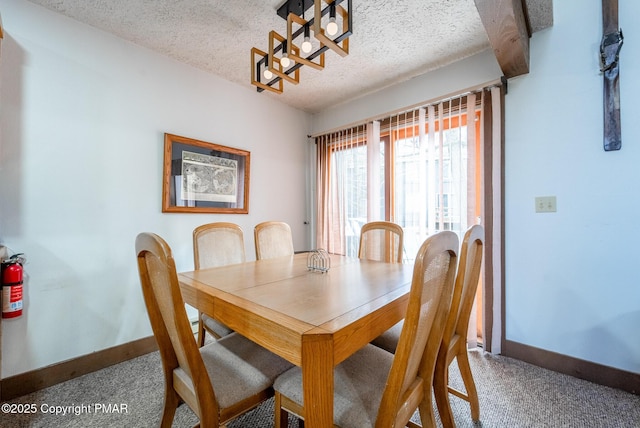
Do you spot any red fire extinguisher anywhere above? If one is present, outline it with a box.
[1,253,25,319]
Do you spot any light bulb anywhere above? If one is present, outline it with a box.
[263,68,273,80]
[281,55,291,68]
[301,37,312,53]
[326,18,338,36]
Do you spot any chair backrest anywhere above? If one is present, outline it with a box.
[358,221,404,263]
[443,224,484,348]
[136,233,218,416]
[254,221,294,260]
[193,222,246,269]
[376,231,458,427]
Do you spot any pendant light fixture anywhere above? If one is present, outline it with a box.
[251,0,352,94]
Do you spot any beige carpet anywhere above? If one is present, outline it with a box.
[1,348,638,427]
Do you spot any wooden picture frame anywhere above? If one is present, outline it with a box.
[162,133,250,214]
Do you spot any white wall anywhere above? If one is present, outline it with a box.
[0,0,311,377]
[505,0,640,373]
[312,1,640,375]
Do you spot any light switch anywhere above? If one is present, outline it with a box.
[535,196,557,213]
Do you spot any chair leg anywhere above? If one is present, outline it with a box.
[274,392,289,428]
[457,350,480,421]
[160,387,179,428]
[434,353,456,428]
[197,314,206,347]
[417,387,437,428]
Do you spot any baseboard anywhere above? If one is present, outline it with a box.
[0,336,158,402]
[503,339,639,395]
[3,337,636,403]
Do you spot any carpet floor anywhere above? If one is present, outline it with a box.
[1,348,638,427]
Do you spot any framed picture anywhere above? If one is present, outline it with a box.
[162,133,250,214]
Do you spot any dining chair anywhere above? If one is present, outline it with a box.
[136,232,293,428]
[193,222,245,346]
[358,221,404,263]
[254,221,294,260]
[273,231,459,428]
[361,221,404,354]
[364,221,404,353]
[433,224,484,427]
[370,225,484,427]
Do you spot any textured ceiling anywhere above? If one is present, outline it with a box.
[24,0,553,113]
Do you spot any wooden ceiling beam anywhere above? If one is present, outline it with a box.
[474,0,531,78]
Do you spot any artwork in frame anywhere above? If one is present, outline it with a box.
[162,133,250,214]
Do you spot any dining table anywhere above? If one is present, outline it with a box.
[178,252,415,428]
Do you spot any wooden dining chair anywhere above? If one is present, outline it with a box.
[273,231,459,428]
[371,225,484,426]
[254,221,294,260]
[433,224,484,427]
[364,222,404,352]
[136,232,293,428]
[193,222,245,346]
[358,221,404,263]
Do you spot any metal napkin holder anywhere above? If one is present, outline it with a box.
[307,249,331,273]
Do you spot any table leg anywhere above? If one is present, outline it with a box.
[301,332,333,428]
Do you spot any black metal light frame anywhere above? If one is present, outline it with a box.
[253,0,352,92]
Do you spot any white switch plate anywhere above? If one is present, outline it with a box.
[535,196,557,213]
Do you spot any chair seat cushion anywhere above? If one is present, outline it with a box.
[202,313,234,338]
[199,332,293,409]
[370,320,403,354]
[274,344,393,427]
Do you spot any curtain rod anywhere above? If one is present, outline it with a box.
[308,77,504,138]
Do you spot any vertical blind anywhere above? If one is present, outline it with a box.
[314,86,504,351]
[316,124,368,257]
[316,92,482,263]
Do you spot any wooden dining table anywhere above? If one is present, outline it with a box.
[178,252,414,428]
